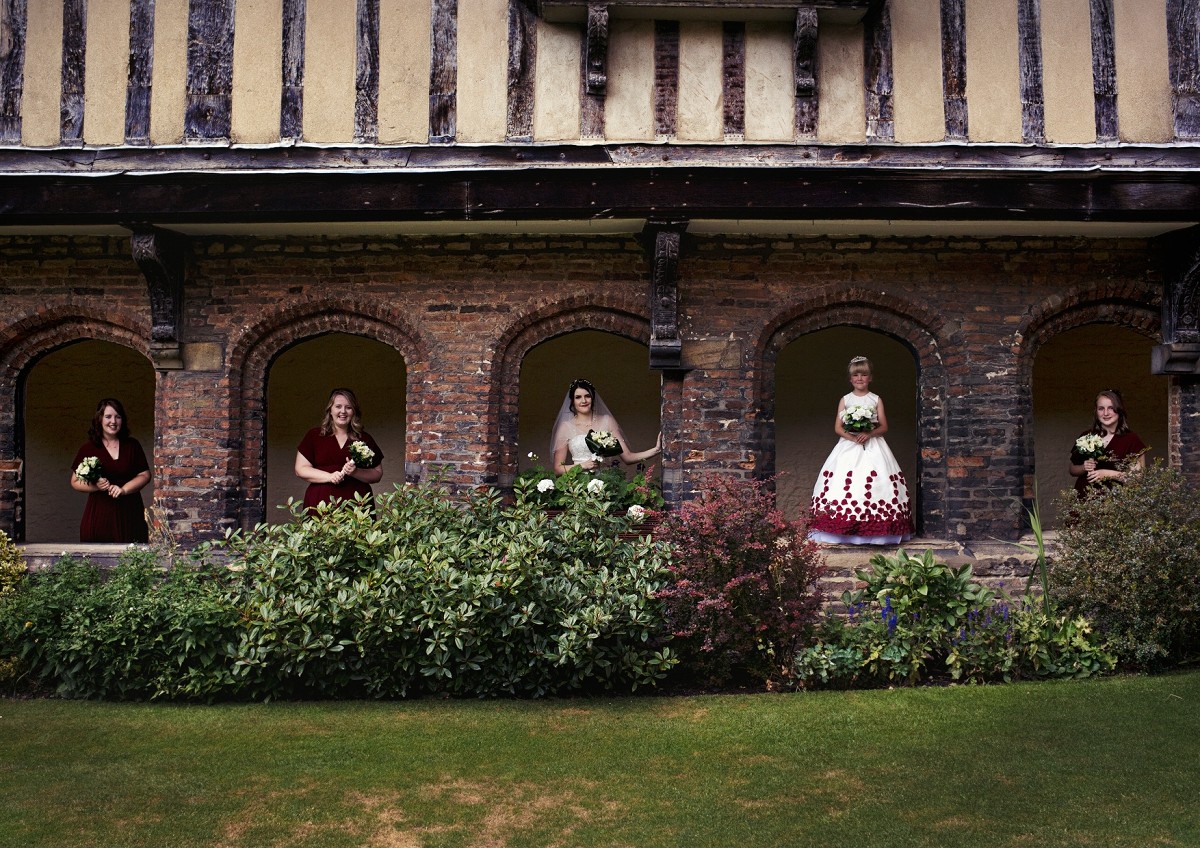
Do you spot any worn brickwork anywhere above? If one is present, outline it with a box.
[0,232,1181,544]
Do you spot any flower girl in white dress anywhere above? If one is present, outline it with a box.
[808,357,913,545]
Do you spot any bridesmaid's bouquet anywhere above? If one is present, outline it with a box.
[74,456,102,484]
[841,404,877,434]
[347,440,377,468]
[585,430,622,458]
[1073,433,1109,462]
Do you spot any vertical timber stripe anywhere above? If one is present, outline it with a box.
[1017,0,1045,142]
[940,0,966,140]
[863,0,893,140]
[354,0,379,142]
[60,0,86,144]
[125,0,154,144]
[1089,0,1116,141]
[722,21,744,138]
[0,0,26,142]
[794,7,817,139]
[506,0,535,141]
[579,9,605,138]
[280,0,305,140]
[654,19,678,138]
[429,0,457,142]
[184,0,235,140]
[1167,0,1200,139]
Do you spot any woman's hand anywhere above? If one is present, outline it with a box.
[104,481,123,498]
[1082,459,1097,473]
[1087,467,1117,484]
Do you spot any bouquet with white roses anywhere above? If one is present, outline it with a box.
[841,404,877,434]
[347,440,377,468]
[74,456,102,484]
[1073,433,1109,462]
[584,429,622,458]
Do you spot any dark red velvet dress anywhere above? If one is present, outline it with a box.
[72,438,150,543]
[297,428,383,513]
[1071,430,1147,499]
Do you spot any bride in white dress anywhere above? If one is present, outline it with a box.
[551,378,662,474]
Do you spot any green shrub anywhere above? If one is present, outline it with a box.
[515,461,665,513]
[1051,462,1200,669]
[0,531,26,686]
[793,549,1115,688]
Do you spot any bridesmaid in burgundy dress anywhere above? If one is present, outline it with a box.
[69,398,152,543]
[294,388,384,514]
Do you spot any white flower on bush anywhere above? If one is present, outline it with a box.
[536,478,555,494]
[626,504,646,521]
[587,478,605,495]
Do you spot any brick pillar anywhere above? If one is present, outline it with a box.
[1171,377,1200,482]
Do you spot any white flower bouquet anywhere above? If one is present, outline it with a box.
[1073,433,1109,462]
[74,456,102,484]
[585,429,622,458]
[841,404,877,434]
[347,440,377,468]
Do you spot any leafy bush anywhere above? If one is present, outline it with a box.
[0,531,27,686]
[1051,462,1200,669]
[516,461,665,513]
[655,475,825,687]
[793,548,1115,688]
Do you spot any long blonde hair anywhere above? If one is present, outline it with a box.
[319,388,364,438]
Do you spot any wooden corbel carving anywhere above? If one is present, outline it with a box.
[643,219,687,370]
[1153,226,1200,375]
[794,7,818,137]
[130,226,187,370]
[586,3,609,96]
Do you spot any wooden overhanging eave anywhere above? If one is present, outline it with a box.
[528,0,878,24]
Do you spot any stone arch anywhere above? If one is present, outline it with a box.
[229,297,432,528]
[491,297,652,481]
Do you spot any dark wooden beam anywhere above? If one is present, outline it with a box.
[794,7,818,138]
[60,0,86,144]
[125,0,154,145]
[1089,0,1116,141]
[280,0,305,140]
[430,0,458,142]
[507,0,537,141]
[184,0,235,140]
[534,0,874,25]
[654,19,679,138]
[722,22,745,138]
[940,0,967,140]
[1017,0,1045,143]
[585,2,608,95]
[130,226,188,370]
[355,0,380,143]
[1168,0,1200,140]
[642,219,687,370]
[0,0,27,143]
[580,18,605,137]
[1153,225,1200,374]
[863,0,893,141]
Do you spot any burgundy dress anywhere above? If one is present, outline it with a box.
[297,427,383,513]
[1071,429,1146,499]
[72,438,150,543]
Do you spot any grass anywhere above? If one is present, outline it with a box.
[2,672,1199,848]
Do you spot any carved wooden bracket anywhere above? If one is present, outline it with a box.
[642,219,687,370]
[130,226,187,370]
[1153,225,1200,375]
[586,4,609,96]
[794,7,818,97]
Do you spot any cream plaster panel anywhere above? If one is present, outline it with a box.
[303,0,355,142]
[1041,0,1095,143]
[20,0,64,146]
[965,0,1021,142]
[605,19,655,141]
[149,0,187,144]
[379,0,432,143]
[818,24,865,142]
[743,21,792,141]
[231,0,283,143]
[1113,0,1171,141]
[533,20,581,141]
[676,21,723,141]
[457,0,508,142]
[890,0,944,142]
[82,0,130,145]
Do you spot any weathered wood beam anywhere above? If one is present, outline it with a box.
[585,3,608,95]
[1167,0,1200,140]
[130,226,188,370]
[507,0,537,140]
[354,0,380,143]
[1153,225,1200,374]
[794,7,818,138]
[1089,0,1116,141]
[1017,0,1045,143]
[0,0,27,143]
[280,0,306,140]
[940,0,967,140]
[642,219,687,370]
[654,19,679,138]
[430,0,458,142]
[185,0,235,140]
[863,0,893,141]
[722,22,745,138]
[125,0,154,145]
[60,0,86,144]
[535,0,873,25]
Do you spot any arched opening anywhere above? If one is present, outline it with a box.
[22,340,155,543]
[775,327,918,528]
[265,333,407,522]
[1032,324,1168,526]
[518,330,660,477]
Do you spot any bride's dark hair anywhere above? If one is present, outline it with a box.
[567,378,596,414]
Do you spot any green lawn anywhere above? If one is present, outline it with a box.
[2,672,1198,848]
